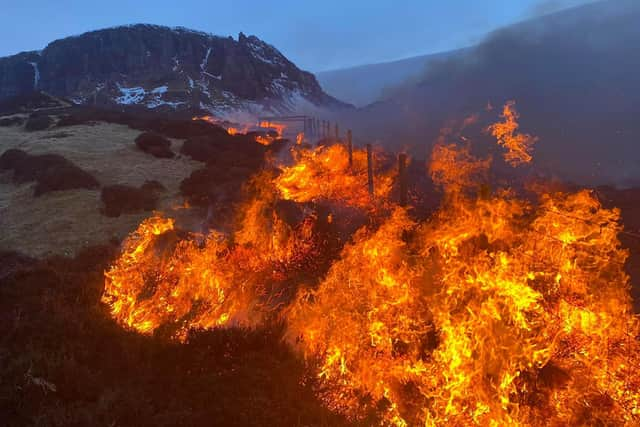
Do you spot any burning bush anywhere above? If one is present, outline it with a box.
[100,102,640,426]
[284,108,640,426]
[274,143,396,211]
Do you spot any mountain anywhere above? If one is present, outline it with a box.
[340,0,640,187]
[316,49,465,107]
[0,24,350,117]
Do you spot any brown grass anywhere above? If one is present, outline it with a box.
[0,121,202,258]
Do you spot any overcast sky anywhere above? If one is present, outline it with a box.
[1,0,593,72]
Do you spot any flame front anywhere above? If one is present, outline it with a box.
[275,143,395,210]
[104,103,639,425]
[487,101,538,167]
[101,174,321,339]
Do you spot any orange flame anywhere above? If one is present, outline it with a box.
[286,141,640,425]
[488,100,538,167]
[105,102,640,425]
[274,144,395,210]
[226,126,242,135]
[259,120,286,136]
[192,115,216,123]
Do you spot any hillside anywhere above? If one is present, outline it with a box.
[0,24,350,118]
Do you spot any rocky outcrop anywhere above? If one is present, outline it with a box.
[0,24,350,116]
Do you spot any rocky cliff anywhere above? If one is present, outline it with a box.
[0,24,350,116]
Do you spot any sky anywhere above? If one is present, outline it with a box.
[1,0,593,72]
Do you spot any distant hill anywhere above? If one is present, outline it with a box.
[340,0,640,187]
[316,50,464,107]
[0,24,351,118]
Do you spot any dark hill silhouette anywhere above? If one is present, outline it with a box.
[0,24,350,115]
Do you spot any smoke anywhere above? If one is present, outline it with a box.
[339,0,640,187]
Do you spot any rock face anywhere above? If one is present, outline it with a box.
[0,24,350,115]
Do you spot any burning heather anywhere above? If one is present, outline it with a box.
[102,172,321,339]
[487,101,538,167]
[102,102,640,425]
[192,115,285,145]
[275,143,396,210]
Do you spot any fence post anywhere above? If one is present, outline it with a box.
[398,153,408,206]
[367,143,374,196]
[347,129,353,168]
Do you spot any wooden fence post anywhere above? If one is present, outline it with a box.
[367,143,374,196]
[347,129,353,168]
[398,153,408,206]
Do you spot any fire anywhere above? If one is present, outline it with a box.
[259,120,286,136]
[285,107,640,425]
[102,174,321,340]
[487,100,538,166]
[101,215,266,338]
[274,143,395,210]
[296,132,304,145]
[226,126,249,135]
[255,135,275,146]
[104,102,640,425]
[192,115,216,123]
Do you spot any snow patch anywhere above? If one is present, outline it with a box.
[69,96,86,105]
[146,99,186,109]
[246,40,283,66]
[203,72,222,80]
[151,85,168,94]
[116,85,146,105]
[200,47,212,72]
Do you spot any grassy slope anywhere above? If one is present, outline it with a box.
[0,120,202,258]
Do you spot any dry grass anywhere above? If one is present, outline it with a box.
[0,121,203,258]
